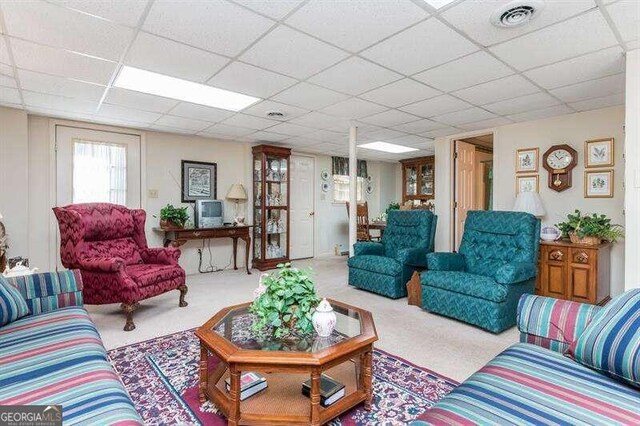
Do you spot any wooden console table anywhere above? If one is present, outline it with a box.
[154,225,252,274]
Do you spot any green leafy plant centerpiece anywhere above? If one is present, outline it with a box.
[557,210,624,245]
[158,204,189,229]
[249,263,320,338]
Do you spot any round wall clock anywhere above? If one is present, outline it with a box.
[542,144,577,192]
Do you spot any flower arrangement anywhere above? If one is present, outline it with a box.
[249,263,320,338]
[556,210,624,245]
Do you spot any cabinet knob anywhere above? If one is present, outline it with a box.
[549,250,564,261]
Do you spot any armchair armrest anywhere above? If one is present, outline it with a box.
[5,270,84,314]
[426,252,465,271]
[494,262,537,284]
[140,247,181,265]
[517,294,601,353]
[78,256,126,272]
[397,247,428,268]
[353,242,384,256]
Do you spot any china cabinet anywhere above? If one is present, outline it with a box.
[252,145,290,271]
[400,156,435,204]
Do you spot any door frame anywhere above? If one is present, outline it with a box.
[289,152,316,260]
[48,119,146,270]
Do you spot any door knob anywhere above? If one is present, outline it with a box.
[309,211,315,216]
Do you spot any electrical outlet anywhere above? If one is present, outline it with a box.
[148,189,159,199]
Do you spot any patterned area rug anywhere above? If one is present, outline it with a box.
[107,329,458,425]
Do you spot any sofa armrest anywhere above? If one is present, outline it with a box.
[397,247,428,268]
[494,262,537,284]
[426,252,465,271]
[5,270,84,314]
[353,242,384,256]
[140,247,181,265]
[79,256,126,272]
[517,294,601,353]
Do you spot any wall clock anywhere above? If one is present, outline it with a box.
[542,144,577,192]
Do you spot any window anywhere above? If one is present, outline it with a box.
[333,175,364,203]
[73,140,127,204]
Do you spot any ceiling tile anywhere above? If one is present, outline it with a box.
[361,127,407,141]
[286,0,428,52]
[48,0,148,27]
[200,123,256,137]
[523,46,625,89]
[320,97,387,119]
[0,38,11,66]
[431,107,496,126]
[457,117,512,131]
[569,92,625,111]
[240,26,348,79]
[10,38,116,85]
[359,109,419,127]
[361,18,478,75]
[3,0,134,61]
[143,0,274,57]
[126,32,229,83]
[303,142,343,152]
[221,113,280,130]
[442,0,596,47]
[420,126,461,138]
[606,0,640,42]
[195,130,239,141]
[0,74,17,88]
[89,116,150,129]
[104,87,179,113]
[289,112,350,130]
[627,39,640,50]
[0,63,14,76]
[413,51,513,92]
[399,94,472,118]
[170,102,235,122]
[0,86,21,104]
[359,78,441,108]
[98,103,163,122]
[389,134,433,147]
[265,122,316,136]
[154,115,212,131]
[271,82,349,109]
[250,130,291,142]
[308,57,402,96]
[452,75,539,105]
[490,10,618,71]
[550,73,625,102]
[303,129,345,142]
[22,91,99,114]
[242,100,309,120]
[483,92,560,115]
[233,0,303,19]
[17,69,105,101]
[148,124,197,135]
[207,61,296,98]
[391,118,445,133]
[507,104,574,122]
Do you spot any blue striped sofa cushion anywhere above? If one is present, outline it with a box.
[415,343,640,425]
[0,276,29,326]
[4,270,83,315]
[0,306,142,425]
[569,289,640,389]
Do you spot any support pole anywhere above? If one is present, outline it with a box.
[348,125,357,257]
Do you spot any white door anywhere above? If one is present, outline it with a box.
[454,141,475,250]
[290,155,315,259]
[56,125,141,207]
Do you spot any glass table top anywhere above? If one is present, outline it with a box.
[211,304,362,352]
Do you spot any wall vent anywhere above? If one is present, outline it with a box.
[491,0,544,28]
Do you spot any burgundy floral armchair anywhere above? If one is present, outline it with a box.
[53,203,187,331]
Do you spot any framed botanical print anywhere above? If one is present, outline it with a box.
[181,160,217,202]
[585,170,614,198]
[516,174,539,194]
[516,148,538,173]
[585,138,614,168]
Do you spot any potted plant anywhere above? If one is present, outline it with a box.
[557,210,624,245]
[158,204,189,230]
[250,263,320,338]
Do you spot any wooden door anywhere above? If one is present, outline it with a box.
[568,248,596,303]
[454,141,475,250]
[290,155,314,259]
[542,246,568,299]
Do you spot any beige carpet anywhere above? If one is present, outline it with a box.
[89,256,518,382]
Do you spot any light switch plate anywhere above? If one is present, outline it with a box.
[148,189,159,198]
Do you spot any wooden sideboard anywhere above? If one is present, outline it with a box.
[536,240,611,305]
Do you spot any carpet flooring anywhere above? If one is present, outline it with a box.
[108,329,459,425]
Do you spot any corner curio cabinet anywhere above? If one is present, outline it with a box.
[252,145,291,271]
[400,156,435,204]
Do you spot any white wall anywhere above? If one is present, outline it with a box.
[625,50,640,291]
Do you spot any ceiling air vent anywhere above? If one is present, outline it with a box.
[491,0,544,28]
[266,111,286,118]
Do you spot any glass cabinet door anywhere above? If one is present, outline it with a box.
[405,166,417,196]
[420,163,434,196]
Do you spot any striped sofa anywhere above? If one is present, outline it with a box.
[0,271,142,425]
[414,294,640,425]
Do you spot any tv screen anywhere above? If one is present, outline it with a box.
[202,201,222,217]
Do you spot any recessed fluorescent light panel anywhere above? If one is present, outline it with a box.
[359,142,419,154]
[114,66,261,112]
[423,0,457,9]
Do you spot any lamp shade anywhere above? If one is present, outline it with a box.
[513,191,546,218]
[226,184,247,201]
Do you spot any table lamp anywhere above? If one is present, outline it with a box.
[226,184,247,225]
[513,191,546,218]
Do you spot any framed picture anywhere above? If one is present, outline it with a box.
[181,160,217,202]
[516,148,538,173]
[585,170,614,198]
[516,174,539,194]
[585,138,614,168]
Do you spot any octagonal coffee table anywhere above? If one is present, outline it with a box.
[195,299,378,426]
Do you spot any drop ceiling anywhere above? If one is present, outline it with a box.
[0,0,636,161]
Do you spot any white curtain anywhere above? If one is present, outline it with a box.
[73,140,127,205]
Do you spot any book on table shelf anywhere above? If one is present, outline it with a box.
[225,372,267,401]
[301,374,345,407]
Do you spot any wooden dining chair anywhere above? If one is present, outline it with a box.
[346,201,373,241]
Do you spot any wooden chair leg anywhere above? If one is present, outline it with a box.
[407,271,422,306]
[178,284,188,307]
[121,302,139,331]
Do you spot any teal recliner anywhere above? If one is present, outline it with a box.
[348,210,437,299]
[421,211,540,333]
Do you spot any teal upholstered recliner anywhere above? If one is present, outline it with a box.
[421,210,540,333]
[348,210,437,299]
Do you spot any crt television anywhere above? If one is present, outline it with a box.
[195,199,224,228]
